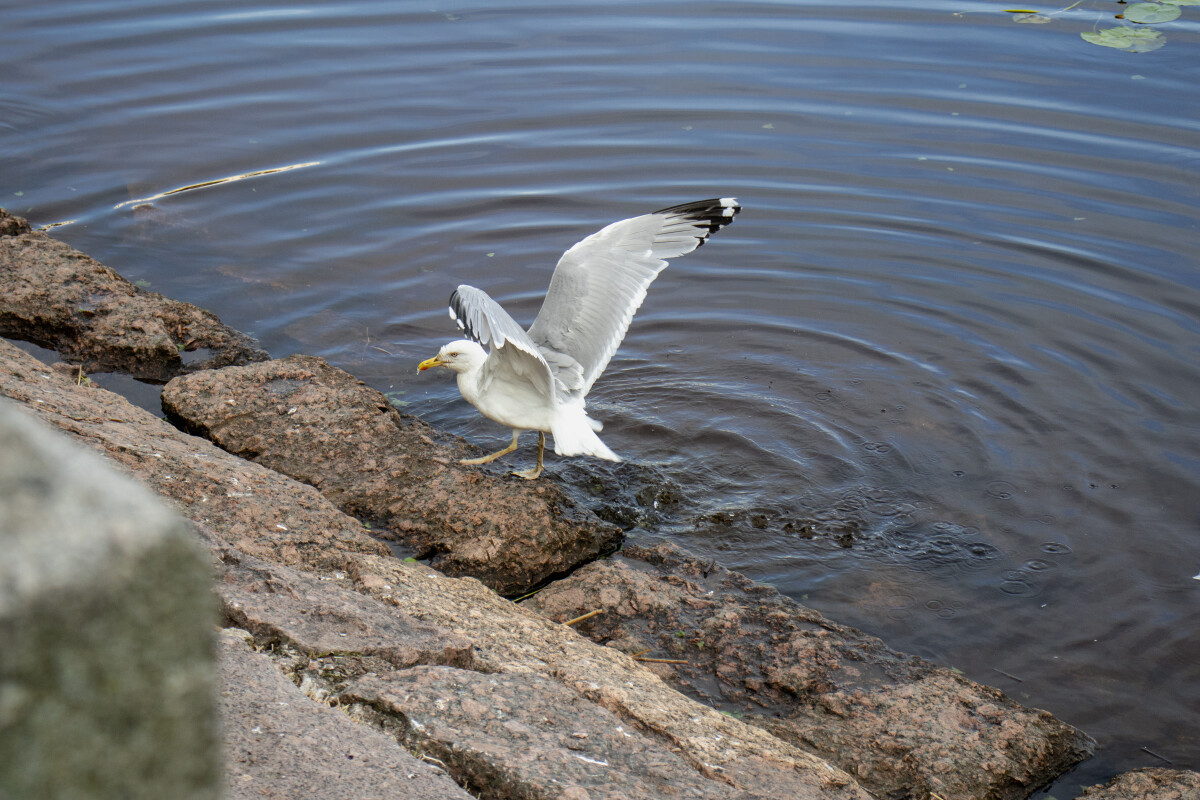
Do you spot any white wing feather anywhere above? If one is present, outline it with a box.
[527,198,740,397]
[448,285,556,403]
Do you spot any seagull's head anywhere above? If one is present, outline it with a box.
[418,339,487,375]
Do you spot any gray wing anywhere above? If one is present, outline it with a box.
[526,198,740,397]
[448,285,556,402]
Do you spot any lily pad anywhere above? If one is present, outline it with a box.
[1162,0,1199,5]
[1124,2,1182,22]
[1081,26,1165,51]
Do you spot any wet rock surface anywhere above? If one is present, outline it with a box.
[552,458,690,532]
[217,629,474,800]
[0,210,267,381]
[340,666,742,800]
[526,542,1095,800]
[1076,768,1200,800]
[162,355,623,596]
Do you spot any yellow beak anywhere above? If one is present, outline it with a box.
[417,355,444,372]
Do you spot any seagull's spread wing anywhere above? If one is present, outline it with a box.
[449,285,556,402]
[527,198,740,397]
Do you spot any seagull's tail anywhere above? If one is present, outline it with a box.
[551,406,620,462]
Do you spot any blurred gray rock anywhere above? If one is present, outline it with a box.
[0,398,220,800]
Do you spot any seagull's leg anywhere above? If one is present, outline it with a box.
[460,429,521,465]
[512,431,545,480]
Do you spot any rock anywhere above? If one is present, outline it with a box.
[0,338,391,573]
[0,207,32,237]
[339,666,740,800]
[162,355,624,596]
[341,552,872,800]
[0,222,268,381]
[217,629,474,800]
[3,339,870,800]
[525,542,1095,800]
[211,541,475,671]
[1078,768,1200,800]
[0,398,220,800]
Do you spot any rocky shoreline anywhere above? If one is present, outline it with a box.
[2,207,1195,799]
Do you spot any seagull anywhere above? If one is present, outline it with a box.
[418,198,741,479]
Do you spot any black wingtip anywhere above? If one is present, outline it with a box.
[654,197,741,246]
[654,197,741,218]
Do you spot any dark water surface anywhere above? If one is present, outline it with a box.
[4,0,1198,792]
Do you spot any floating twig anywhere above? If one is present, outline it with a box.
[1141,746,1173,764]
[563,609,602,626]
[114,162,321,209]
[991,667,1023,682]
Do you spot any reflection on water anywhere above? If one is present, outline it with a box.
[3,0,1198,792]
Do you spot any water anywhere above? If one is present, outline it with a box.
[3,0,1198,792]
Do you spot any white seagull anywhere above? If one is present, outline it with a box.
[418,198,741,479]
